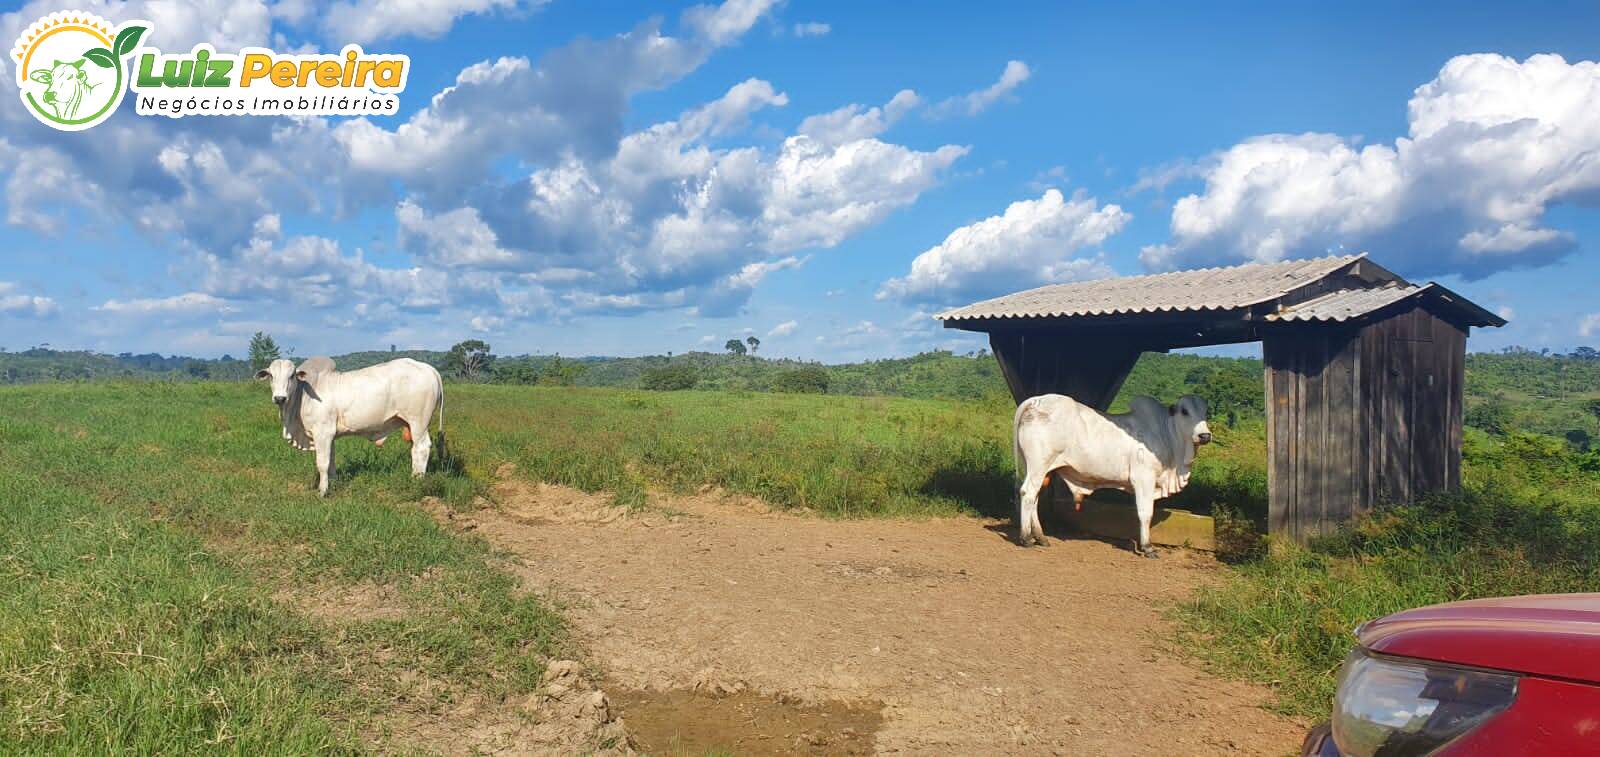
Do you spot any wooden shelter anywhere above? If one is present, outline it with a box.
[936,254,1505,541]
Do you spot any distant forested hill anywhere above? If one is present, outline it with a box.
[4,344,1596,448]
[0,348,255,382]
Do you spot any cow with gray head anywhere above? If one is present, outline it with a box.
[1013,394,1211,557]
[257,356,444,497]
[29,59,96,120]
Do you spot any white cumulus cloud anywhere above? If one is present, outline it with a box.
[331,2,782,203]
[798,89,920,147]
[767,319,799,337]
[321,0,531,44]
[929,60,1031,118]
[196,214,479,313]
[879,188,1128,305]
[397,200,520,268]
[1141,53,1600,279]
[95,292,231,316]
[424,77,966,317]
[792,21,830,37]
[0,282,57,318]
[683,0,781,45]
[0,0,968,350]
[469,315,506,333]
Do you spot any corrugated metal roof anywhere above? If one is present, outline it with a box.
[936,254,1366,322]
[1267,283,1425,322]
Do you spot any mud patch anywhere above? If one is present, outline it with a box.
[610,686,882,756]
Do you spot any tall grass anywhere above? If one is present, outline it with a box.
[0,383,566,751]
[450,386,1021,517]
[445,385,1271,521]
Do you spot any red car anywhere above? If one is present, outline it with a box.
[1303,593,1600,756]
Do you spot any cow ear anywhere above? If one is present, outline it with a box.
[29,69,52,84]
[255,369,271,380]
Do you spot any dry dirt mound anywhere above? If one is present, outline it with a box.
[449,473,1304,755]
[490,463,638,526]
[367,657,635,755]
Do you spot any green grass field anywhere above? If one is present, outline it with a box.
[3,376,1595,746]
[448,384,1015,517]
[0,383,566,752]
[0,381,1055,751]
[445,384,1272,523]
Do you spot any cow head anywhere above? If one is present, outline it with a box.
[255,358,298,405]
[1170,395,1212,446]
[29,59,94,120]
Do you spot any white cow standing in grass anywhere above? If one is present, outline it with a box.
[1014,394,1211,557]
[257,357,444,496]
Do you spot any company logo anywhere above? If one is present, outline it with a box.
[11,12,147,131]
[12,10,410,132]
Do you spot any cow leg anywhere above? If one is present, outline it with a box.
[405,417,431,477]
[1030,476,1050,547]
[315,437,335,497]
[1131,476,1157,558]
[1017,471,1046,547]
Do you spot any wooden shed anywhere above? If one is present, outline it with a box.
[936,254,1505,542]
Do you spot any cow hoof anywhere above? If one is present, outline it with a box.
[1033,534,1050,547]
[1139,547,1160,559]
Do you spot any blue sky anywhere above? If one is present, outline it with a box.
[1,0,1597,361]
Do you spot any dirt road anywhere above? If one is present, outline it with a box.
[460,468,1304,755]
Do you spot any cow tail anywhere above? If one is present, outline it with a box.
[1011,400,1026,501]
[1012,434,1022,510]
[434,369,447,463]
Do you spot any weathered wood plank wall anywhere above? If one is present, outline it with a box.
[1264,325,1361,539]
[1265,304,1467,541]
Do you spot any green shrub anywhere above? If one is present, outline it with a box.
[640,364,699,391]
[771,366,830,394]
[1466,392,1515,434]
[1188,364,1264,423]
